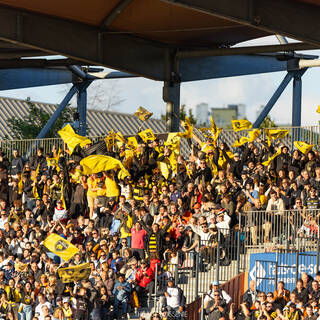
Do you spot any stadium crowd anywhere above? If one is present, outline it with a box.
[0,122,318,320]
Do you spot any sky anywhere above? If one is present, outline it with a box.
[0,35,320,127]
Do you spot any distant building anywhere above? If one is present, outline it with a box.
[211,104,246,128]
[195,103,209,126]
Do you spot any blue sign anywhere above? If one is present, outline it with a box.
[249,252,317,292]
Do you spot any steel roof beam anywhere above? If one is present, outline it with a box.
[162,0,320,47]
[100,0,133,30]
[0,5,166,80]
[177,43,320,59]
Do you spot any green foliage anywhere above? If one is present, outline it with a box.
[179,104,187,120]
[259,115,277,128]
[187,108,196,125]
[7,98,73,139]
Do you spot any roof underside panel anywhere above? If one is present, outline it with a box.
[0,0,270,47]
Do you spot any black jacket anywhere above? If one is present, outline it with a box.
[140,220,172,257]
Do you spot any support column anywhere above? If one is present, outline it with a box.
[253,73,293,128]
[36,85,78,139]
[292,72,302,127]
[75,81,92,136]
[163,81,181,132]
[77,85,88,136]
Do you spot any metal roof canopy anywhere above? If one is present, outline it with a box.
[0,0,318,134]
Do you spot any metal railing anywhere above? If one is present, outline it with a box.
[150,228,245,309]
[148,212,320,311]
[1,125,319,161]
[242,209,320,250]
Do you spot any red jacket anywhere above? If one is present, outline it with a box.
[135,266,154,288]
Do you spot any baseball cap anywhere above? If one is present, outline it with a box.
[212,280,220,286]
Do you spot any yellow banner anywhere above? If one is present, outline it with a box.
[80,155,130,179]
[231,119,252,132]
[43,233,79,261]
[134,106,153,121]
[265,129,289,146]
[262,148,282,166]
[164,133,180,156]
[105,130,116,151]
[15,262,28,272]
[178,116,193,139]
[294,141,315,154]
[115,131,126,144]
[58,262,91,283]
[317,105,320,114]
[32,164,40,199]
[127,136,138,150]
[47,148,61,172]
[58,124,92,154]
[233,129,261,147]
[138,129,156,143]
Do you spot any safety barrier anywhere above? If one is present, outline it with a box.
[242,209,320,250]
[218,125,320,151]
[1,125,319,161]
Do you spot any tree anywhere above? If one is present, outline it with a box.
[7,98,73,139]
[259,115,277,128]
[188,108,196,125]
[88,80,125,110]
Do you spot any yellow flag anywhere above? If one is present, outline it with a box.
[164,133,180,156]
[294,141,315,154]
[32,164,40,199]
[210,116,219,134]
[317,105,320,113]
[265,129,289,146]
[178,116,193,138]
[138,129,156,143]
[47,148,61,172]
[262,147,282,166]
[127,137,138,150]
[43,233,79,261]
[115,131,125,144]
[208,157,218,176]
[159,162,170,180]
[201,142,215,154]
[80,155,130,179]
[18,177,23,195]
[233,129,261,147]
[58,124,92,154]
[15,262,28,272]
[105,130,116,151]
[231,119,252,132]
[134,106,153,121]
[58,262,91,283]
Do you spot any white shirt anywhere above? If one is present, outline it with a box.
[166,287,180,308]
[0,217,8,230]
[35,301,52,319]
[204,289,232,306]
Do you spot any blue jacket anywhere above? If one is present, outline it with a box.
[112,280,131,302]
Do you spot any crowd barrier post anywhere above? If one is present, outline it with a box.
[195,243,200,299]
[200,293,205,320]
[154,263,158,310]
[317,240,320,272]
[237,212,241,275]
[215,231,220,283]
[295,250,299,285]
[275,250,279,289]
